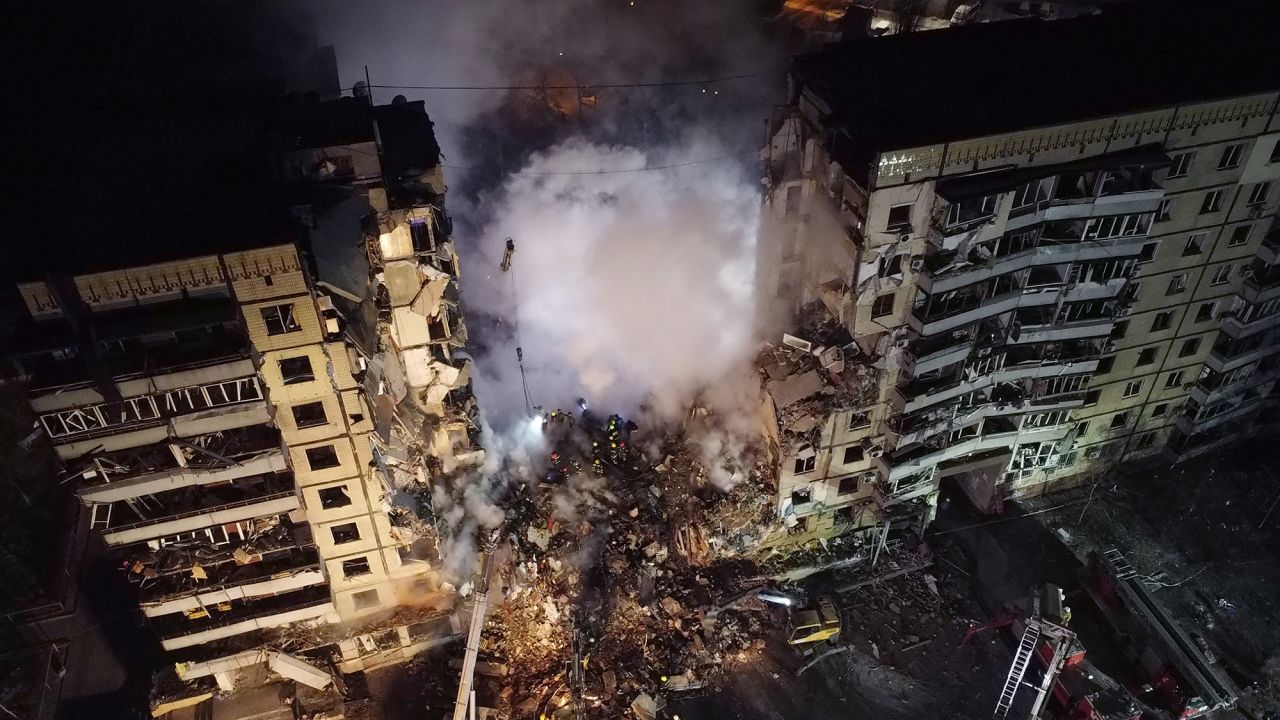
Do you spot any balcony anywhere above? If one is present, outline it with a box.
[884,421,1070,481]
[98,473,298,546]
[918,233,1149,296]
[140,547,324,618]
[1009,316,1113,345]
[1206,331,1280,374]
[1176,393,1269,436]
[910,286,1061,337]
[1239,262,1280,306]
[902,345,1101,414]
[151,584,334,651]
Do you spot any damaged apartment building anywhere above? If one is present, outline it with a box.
[757,1,1280,531]
[1,95,481,716]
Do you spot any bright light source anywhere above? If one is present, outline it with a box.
[528,416,544,433]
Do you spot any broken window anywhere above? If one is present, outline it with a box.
[1228,224,1252,247]
[1195,302,1216,323]
[1218,143,1244,170]
[279,356,314,384]
[410,219,434,252]
[1109,320,1128,340]
[1151,312,1173,332]
[885,203,912,230]
[1182,232,1206,256]
[945,195,998,228]
[1133,432,1156,450]
[1166,274,1187,295]
[1179,337,1202,358]
[871,292,895,319]
[1155,199,1174,222]
[342,557,372,578]
[791,486,812,505]
[1109,412,1130,430]
[305,444,341,471]
[331,522,360,545]
[318,485,352,509]
[1096,356,1115,374]
[837,475,859,495]
[793,455,816,475]
[846,411,870,431]
[878,253,903,279]
[1135,348,1157,367]
[1167,151,1194,178]
[261,304,301,335]
[1151,403,1169,418]
[1199,190,1223,215]
[352,588,380,610]
[1083,390,1100,405]
[1210,264,1233,286]
[1011,177,1053,210]
[842,446,864,464]
[1122,380,1143,398]
[1138,241,1158,262]
[1165,370,1184,388]
[292,401,328,429]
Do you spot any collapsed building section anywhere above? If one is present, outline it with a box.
[2,95,482,717]
[756,3,1280,531]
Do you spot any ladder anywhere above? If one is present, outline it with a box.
[994,623,1041,718]
[1102,547,1137,580]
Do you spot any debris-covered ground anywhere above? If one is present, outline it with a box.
[1023,442,1280,718]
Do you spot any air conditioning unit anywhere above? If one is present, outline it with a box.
[862,471,878,483]
[910,258,926,272]
[1115,307,1131,317]
[894,338,911,349]
[898,233,912,244]
[867,445,885,459]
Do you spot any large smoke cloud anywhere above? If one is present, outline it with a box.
[465,138,762,426]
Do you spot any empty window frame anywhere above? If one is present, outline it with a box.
[1122,380,1143,398]
[1011,177,1053,209]
[1210,264,1233,286]
[261,304,301,335]
[1151,311,1173,332]
[1139,241,1158,262]
[318,485,352,509]
[1218,143,1244,170]
[1167,151,1195,178]
[1136,348,1158,367]
[342,557,372,578]
[886,203,912,230]
[1155,198,1175,222]
[1196,302,1216,323]
[1272,140,1280,164]
[842,445,865,464]
[1179,337,1202,358]
[793,454,816,475]
[1248,182,1272,205]
[351,588,380,610]
[837,475,859,495]
[279,355,314,384]
[1082,213,1151,241]
[1151,403,1169,418]
[305,444,341,471]
[1165,370,1185,388]
[292,401,328,429]
[1132,432,1157,450]
[872,292,895,318]
[1109,411,1130,430]
[1182,232,1207,256]
[1166,274,1188,295]
[330,522,360,545]
[945,195,998,228]
[846,411,870,430]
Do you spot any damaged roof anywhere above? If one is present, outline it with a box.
[795,0,1280,179]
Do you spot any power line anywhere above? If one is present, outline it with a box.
[444,150,755,176]
[361,69,774,92]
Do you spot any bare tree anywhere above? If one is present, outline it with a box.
[891,0,929,33]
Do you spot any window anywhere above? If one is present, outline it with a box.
[1248,182,1272,205]
[260,304,301,335]
[305,444,341,471]
[1109,411,1130,430]
[872,293,895,318]
[1271,140,1280,164]
[1166,274,1187,295]
[838,475,859,495]
[878,254,903,279]
[331,523,360,545]
[1218,143,1244,170]
[1179,338,1201,358]
[1075,421,1090,437]
[1139,241,1158,262]
[292,401,328,429]
[846,411,870,430]
[1096,356,1115,374]
[791,487,812,505]
[352,589,380,610]
[1133,432,1156,450]
[1199,190,1223,214]
[263,275,274,286]
[1164,370,1184,388]
[1156,198,1175,222]
[279,356,314,384]
[318,485,352,509]
[1083,390,1101,405]
[342,557,372,578]
[1210,264,1233,286]
[1195,302,1216,323]
[1122,380,1143,398]
[1168,151,1194,178]
[1109,320,1128,340]
[1124,281,1141,303]
[1151,312,1173,332]
[1012,178,1053,209]
[886,203,912,230]
[842,446,864,464]
[1228,224,1252,247]
[1136,348,1157,367]
[1151,403,1169,418]
[945,195,998,227]
[793,455,816,475]
[1182,232,1206,256]
[784,185,802,218]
